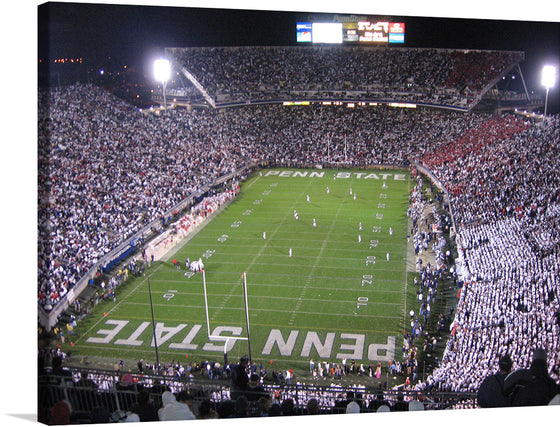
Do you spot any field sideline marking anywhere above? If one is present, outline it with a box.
[73,263,166,345]
[402,174,412,331]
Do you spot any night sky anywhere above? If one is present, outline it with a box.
[37,1,560,113]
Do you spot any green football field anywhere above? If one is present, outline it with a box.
[69,168,417,374]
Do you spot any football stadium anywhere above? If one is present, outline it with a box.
[36,4,560,424]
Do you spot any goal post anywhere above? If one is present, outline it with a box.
[201,269,252,362]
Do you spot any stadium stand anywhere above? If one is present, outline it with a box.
[38,355,478,423]
[164,46,524,109]
[38,45,560,421]
[415,114,560,393]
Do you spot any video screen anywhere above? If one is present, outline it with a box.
[296,22,312,42]
[311,22,343,44]
[297,20,405,44]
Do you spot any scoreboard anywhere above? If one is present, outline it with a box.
[297,20,405,44]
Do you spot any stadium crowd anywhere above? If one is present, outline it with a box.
[39,348,558,424]
[39,85,499,311]
[167,46,522,108]
[414,115,560,393]
[38,70,560,415]
[38,350,457,424]
[38,85,246,309]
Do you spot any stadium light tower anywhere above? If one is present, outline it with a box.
[154,58,171,114]
[542,65,556,120]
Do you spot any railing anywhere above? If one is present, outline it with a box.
[411,161,457,237]
[38,368,478,418]
[153,89,474,112]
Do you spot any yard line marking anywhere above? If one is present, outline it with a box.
[210,179,317,323]
[117,302,400,320]
[151,274,406,286]
[139,299,402,309]
[288,185,347,326]
[73,262,167,345]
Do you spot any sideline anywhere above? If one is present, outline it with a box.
[141,191,240,265]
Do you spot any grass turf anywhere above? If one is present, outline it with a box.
[66,167,418,377]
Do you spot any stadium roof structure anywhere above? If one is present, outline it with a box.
[152,46,541,113]
[475,63,544,114]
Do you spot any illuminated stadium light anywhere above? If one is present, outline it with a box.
[542,65,556,120]
[154,58,171,114]
[542,65,556,89]
[154,58,171,82]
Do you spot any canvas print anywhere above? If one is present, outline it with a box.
[32,1,560,425]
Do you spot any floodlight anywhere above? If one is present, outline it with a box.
[542,65,557,121]
[154,59,171,83]
[542,65,556,89]
[154,59,171,114]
